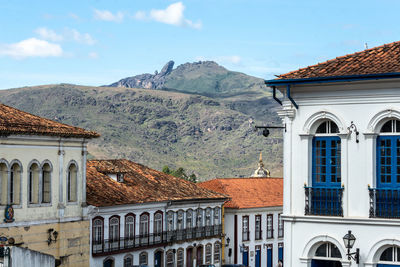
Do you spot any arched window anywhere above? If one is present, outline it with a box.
[177,248,184,267]
[314,242,341,258]
[0,162,8,205]
[67,163,78,202]
[92,217,104,253]
[10,162,21,205]
[139,252,148,265]
[177,210,184,230]
[214,207,220,225]
[140,213,149,245]
[154,211,163,243]
[109,216,120,241]
[28,162,40,204]
[377,119,400,189]
[41,162,52,203]
[125,214,135,240]
[379,246,400,262]
[186,209,193,228]
[103,257,114,267]
[214,242,221,263]
[123,254,133,267]
[166,250,175,267]
[196,209,203,227]
[167,211,174,231]
[205,208,212,226]
[205,243,212,263]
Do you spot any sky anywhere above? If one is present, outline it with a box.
[1,0,400,89]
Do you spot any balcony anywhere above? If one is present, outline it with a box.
[369,188,400,218]
[92,225,222,256]
[305,186,344,216]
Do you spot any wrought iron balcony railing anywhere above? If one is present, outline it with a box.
[305,186,344,216]
[92,225,222,256]
[369,187,400,218]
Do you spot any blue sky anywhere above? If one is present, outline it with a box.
[1,0,399,89]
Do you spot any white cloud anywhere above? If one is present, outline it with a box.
[35,27,63,42]
[67,29,96,45]
[94,9,124,22]
[135,2,202,29]
[0,38,63,59]
[88,52,98,59]
[35,27,96,45]
[68,13,80,20]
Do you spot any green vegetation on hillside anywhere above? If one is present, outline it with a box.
[0,84,283,179]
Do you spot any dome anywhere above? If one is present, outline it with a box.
[252,152,270,178]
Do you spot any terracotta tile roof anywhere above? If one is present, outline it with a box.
[278,41,400,80]
[0,103,99,138]
[86,159,227,207]
[199,177,283,209]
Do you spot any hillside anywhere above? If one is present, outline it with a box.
[0,84,283,180]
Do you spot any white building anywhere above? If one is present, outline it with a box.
[266,41,400,267]
[200,170,283,267]
[86,159,227,267]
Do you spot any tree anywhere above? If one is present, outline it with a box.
[162,165,197,183]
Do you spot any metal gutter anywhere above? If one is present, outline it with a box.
[286,85,298,109]
[265,72,400,86]
[272,86,282,106]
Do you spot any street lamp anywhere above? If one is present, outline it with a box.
[343,230,360,263]
[226,237,230,247]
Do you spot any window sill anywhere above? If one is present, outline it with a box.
[27,203,52,208]
[0,205,22,209]
[66,201,78,206]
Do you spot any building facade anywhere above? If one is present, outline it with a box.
[200,177,283,267]
[86,159,227,267]
[266,41,400,267]
[0,103,99,266]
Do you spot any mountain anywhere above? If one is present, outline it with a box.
[0,84,282,180]
[108,60,268,99]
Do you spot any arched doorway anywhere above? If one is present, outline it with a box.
[311,242,342,267]
[154,249,164,267]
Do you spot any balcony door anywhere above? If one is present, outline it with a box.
[377,135,400,189]
[312,136,341,188]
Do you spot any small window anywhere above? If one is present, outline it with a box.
[177,210,184,230]
[67,163,78,202]
[10,162,21,205]
[196,209,203,227]
[42,163,51,203]
[117,173,124,182]
[205,244,212,264]
[167,211,174,231]
[316,120,339,134]
[381,119,400,133]
[255,215,261,240]
[166,250,175,267]
[186,209,193,228]
[29,163,40,204]
[380,246,400,262]
[177,248,184,267]
[278,213,284,238]
[139,252,148,265]
[214,207,220,225]
[125,215,135,240]
[154,212,163,234]
[315,242,341,258]
[214,242,221,263]
[242,216,249,241]
[267,214,273,239]
[124,254,133,267]
[140,214,149,236]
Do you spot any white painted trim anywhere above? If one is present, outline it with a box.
[283,214,400,226]
[366,108,400,133]
[302,110,347,134]
[0,216,86,228]
[365,238,400,264]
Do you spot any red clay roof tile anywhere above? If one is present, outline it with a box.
[278,41,400,79]
[199,177,283,209]
[0,103,99,138]
[86,159,227,207]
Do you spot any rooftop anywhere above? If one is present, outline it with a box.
[198,177,283,209]
[0,103,99,138]
[86,159,227,207]
[277,41,400,80]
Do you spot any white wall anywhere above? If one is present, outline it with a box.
[224,207,283,267]
[278,79,400,266]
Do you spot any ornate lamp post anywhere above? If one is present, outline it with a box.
[343,230,360,263]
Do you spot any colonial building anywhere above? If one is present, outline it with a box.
[266,41,400,267]
[0,103,99,266]
[86,159,227,267]
[199,173,283,267]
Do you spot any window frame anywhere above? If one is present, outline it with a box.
[124,213,135,240]
[109,215,120,243]
[27,160,41,206]
[139,212,150,236]
[242,215,249,241]
[123,254,133,267]
[66,161,79,204]
[92,216,104,245]
[9,160,22,207]
[278,213,284,238]
[40,160,52,205]
[255,214,262,240]
[266,214,273,239]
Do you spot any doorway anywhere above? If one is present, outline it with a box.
[311,259,342,267]
[187,248,193,267]
[155,250,163,267]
